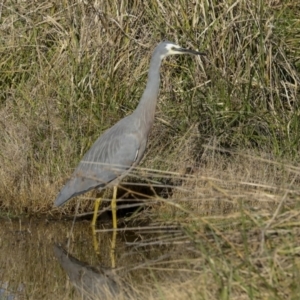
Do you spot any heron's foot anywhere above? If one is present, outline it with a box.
[110,186,118,268]
[92,229,100,255]
[91,198,102,255]
[110,230,117,268]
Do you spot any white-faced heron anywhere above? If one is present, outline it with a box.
[54,40,205,252]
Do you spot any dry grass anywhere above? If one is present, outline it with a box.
[0,0,299,214]
[1,0,300,299]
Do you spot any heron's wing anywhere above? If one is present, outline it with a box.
[55,124,140,206]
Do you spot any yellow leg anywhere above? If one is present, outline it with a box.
[111,186,117,230]
[92,197,102,255]
[110,186,117,268]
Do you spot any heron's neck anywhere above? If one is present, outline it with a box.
[134,54,162,130]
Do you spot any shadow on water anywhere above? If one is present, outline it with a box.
[53,244,133,299]
[0,211,188,299]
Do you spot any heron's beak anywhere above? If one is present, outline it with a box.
[177,47,206,56]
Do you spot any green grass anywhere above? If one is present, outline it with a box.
[0,0,299,213]
[0,0,300,298]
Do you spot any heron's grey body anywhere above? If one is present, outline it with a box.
[55,41,204,207]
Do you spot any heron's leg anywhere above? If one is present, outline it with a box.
[92,197,102,255]
[111,186,118,230]
[110,228,117,268]
[110,186,117,268]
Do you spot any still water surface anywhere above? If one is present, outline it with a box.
[0,216,187,299]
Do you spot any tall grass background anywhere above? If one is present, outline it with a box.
[1,0,299,214]
[1,0,300,298]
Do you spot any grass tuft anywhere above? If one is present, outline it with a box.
[1,1,300,297]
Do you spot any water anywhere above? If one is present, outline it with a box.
[0,217,133,299]
[0,216,187,299]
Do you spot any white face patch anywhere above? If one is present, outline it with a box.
[165,43,181,52]
[160,42,183,59]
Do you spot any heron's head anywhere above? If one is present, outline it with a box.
[156,40,205,59]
